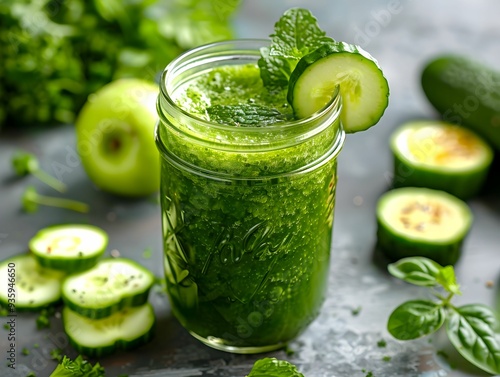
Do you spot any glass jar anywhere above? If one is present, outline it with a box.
[155,40,345,354]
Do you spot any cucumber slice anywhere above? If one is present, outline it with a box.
[63,303,155,357]
[62,258,155,319]
[0,254,65,310]
[421,55,500,150]
[376,187,473,266]
[288,42,389,133]
[390,120,493,200]
[29,224,108,272]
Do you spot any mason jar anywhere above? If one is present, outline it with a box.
[155,39,345,354]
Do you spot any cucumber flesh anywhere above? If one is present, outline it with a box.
[288,42,389,133]
[421,55,500,150]
[390,120,493,200]
[62,258,155,319]
[63,303,155,357]
[0,254,65,310]
[376,187,473,265]
[29,224,108,272]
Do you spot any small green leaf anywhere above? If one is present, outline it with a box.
[388,257,443,287]
[246,358,304,377]
[387,300,446,340]
[206,104,291,126]
[446,305,500,375]
[437,265,461,295]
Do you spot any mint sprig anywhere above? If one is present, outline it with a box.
[246,358,304,377]
[387,257,500,375]
[258,8,333,93]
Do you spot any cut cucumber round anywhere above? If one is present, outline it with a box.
[376,187,473,266]
[0,254,65,310]
[63,303,155,357]
[421,55,500,150]
[62,258,155,319]
[29,224,108,272]
[288,41,389,133]
[390,120,493,200]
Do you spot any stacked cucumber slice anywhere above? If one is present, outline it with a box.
[0,224,156,357]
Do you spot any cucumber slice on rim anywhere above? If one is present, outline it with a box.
[0,254,65,310]
[390,120,493,200]
[63,303,155,357]
[376,187,473,266]
[62,258,155,319]
[288,42,389,133]
[29,224,108,272]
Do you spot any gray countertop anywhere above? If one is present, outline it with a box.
[1,1,500,376]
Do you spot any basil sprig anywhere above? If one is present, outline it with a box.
[387,257,500,375]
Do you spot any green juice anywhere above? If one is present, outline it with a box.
[156,41,343,352]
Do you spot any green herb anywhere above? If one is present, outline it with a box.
[258,8,333,93]
[34,343,39,348]
[246,358,304,377]
[377,339,386,348]
[142,248,153,259]
[12,151,67,193]
[48,355,105,377]
[49,348,63,362]
[22,186,89,214]
[0,306,7,316]
[387,257,500,375]
[36,307,54,329]
[351,306,362,316]
[3,323,10,330]
[382,356,391,362]
[0,0,240,130]
[25,373,36,377]
[22,347,30,355]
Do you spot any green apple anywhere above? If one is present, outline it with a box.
[75,79,160,197]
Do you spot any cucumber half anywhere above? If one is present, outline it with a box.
[288,42,389,133]
[376,187,473,266]
[0,254,65,310]
[29,224,108,272]
[62,258,155,319]
[390,120,493,200]
[63,303,155,357]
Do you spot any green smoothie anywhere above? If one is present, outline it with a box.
[156,41,343,352]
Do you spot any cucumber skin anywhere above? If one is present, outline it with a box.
[421,55,500,150]
[392,153,491,200]
[63,305,155,357]
[63,288,152,320]
[377,221,463,266]
[32,253,102,273]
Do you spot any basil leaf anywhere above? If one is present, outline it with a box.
[437,265,461,295]
[387,257,442,287]
[387,300,446,340]
[258,8,333,93]
[446,305,500,375]
[246,358,304,377]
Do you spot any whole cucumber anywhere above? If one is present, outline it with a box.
[421,55,500,150]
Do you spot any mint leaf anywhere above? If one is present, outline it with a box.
[446,305,500,375]
[387,257,442,287]
[387,300,446,340]
[259,8,333,93]
[246,358,304,377]
[49,355,105,377]
[206,104,291,126]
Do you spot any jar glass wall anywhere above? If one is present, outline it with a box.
[156,40,345,354]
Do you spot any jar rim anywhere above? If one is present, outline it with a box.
[158,39,342,133]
